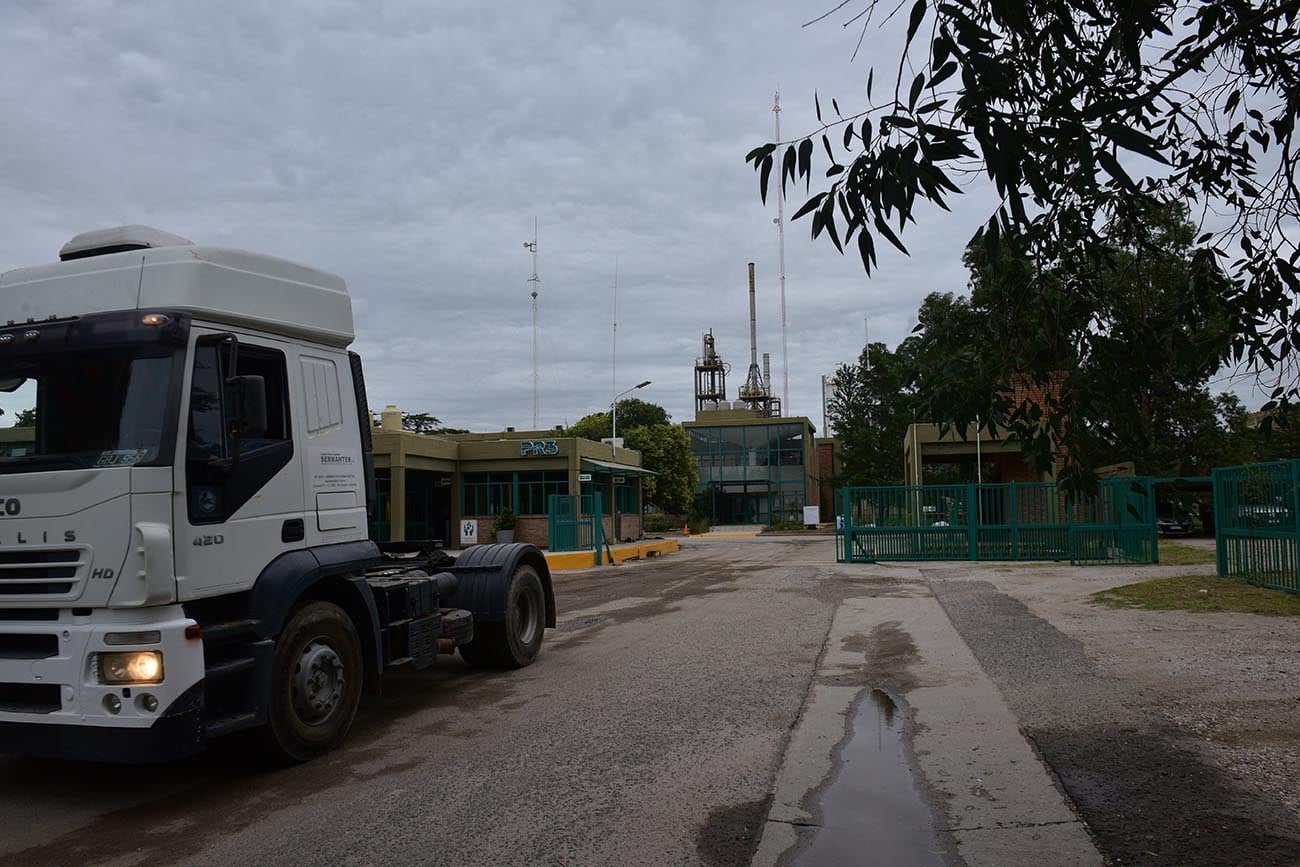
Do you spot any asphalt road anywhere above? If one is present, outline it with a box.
[0,539,841,867]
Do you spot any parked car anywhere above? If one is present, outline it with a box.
[1157,508,1195,537]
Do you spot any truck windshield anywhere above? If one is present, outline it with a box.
[0,348,176,474]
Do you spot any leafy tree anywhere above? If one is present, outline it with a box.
[565,398,671,442]
[11,407,35,428]
[623,424,698,513]
[826,341,921,484]
[389,411,468,435]
[747,0,1299,489]
[567,400,695,512]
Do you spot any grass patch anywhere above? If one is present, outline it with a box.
[1156,541,1216,565]
[1091,574,1300,616]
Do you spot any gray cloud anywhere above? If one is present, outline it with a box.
[0,0,1000,432]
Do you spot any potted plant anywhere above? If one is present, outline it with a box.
[493,507,518,543]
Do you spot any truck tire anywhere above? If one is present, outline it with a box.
[264,600,364,762]
[459,564,546,669]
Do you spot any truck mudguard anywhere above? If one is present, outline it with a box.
[246,540,385,676]
[444,543,556,627]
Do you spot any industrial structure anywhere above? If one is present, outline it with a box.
[685,263,817,525]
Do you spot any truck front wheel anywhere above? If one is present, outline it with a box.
[264,601,364,762]
[459,564,546,669]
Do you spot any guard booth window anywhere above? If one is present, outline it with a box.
[186,340,293,524]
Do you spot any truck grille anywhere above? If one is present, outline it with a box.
[0,550,86,598]
[0,682,61,714]
[0,633,58,659]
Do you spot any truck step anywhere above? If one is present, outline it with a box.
[205,711,259,738]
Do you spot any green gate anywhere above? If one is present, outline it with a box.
[1214,460,1300,593]
[836,479,1156,565]
[548,492,605,554]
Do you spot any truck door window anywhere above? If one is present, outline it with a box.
[186,341,294,524]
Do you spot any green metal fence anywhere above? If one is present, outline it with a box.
[836,479,1157,565]
[1214,460,1300,593]
[548,492,605,555]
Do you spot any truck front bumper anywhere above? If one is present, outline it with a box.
[0,682,204,762]
[0,606,207,762]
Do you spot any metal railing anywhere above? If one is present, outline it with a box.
[1214,460,1300,593]
[548,492,605,556]
[836,479,1156,566]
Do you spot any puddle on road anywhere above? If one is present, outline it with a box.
[793,689,946,867]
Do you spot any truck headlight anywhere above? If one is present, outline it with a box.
[97,651,164,685]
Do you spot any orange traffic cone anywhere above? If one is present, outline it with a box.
[683,522,690,536]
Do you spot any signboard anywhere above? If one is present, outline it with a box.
[578,473,592,483]
[520,440,559,456]
[613,475,626,484]
[459,520,478,546]
[803,506,820,527]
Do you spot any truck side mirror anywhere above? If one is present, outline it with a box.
[226,375,268,437]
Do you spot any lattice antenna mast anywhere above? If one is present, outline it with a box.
[611,257,619,430]
[524,218,541,428]
[774,90,790,413]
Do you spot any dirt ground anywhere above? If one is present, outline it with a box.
[949,554,1300,862]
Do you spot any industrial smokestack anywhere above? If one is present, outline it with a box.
[747,262,759,369]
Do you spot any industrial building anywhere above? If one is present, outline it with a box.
[684,264,819,525]
[369,406,649,548]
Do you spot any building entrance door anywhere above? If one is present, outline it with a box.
[713,481,771,524]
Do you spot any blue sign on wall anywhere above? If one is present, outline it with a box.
[521,440,559,456]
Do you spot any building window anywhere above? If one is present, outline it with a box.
[517,470,568,515]
[461,472,514,515]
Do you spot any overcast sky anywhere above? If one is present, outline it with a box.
[0,1,1154,433]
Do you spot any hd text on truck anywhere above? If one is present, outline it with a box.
[0,226,554,763]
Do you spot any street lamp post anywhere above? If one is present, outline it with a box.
[611,380,652,451]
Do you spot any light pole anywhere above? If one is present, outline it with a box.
[611,380,652,450]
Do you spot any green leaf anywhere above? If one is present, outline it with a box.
[857,228,876,273]
[798,139,815,190]
[867,68,874,100]
[873,215,909,254]
[759,156,773,204]
[815,91,822,123]
[906,0,927,47]
[928,61,958,88]
[1099,122,1168,164]
[791,192,826,221]
[909,73,925,109]
[1096,149,1136,189]
[745,143,776,165]
[782,145,798,193]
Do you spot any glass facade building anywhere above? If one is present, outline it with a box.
[686,418,816,524]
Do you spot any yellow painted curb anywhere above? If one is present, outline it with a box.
[696,532,761,538]
[544,550,597,570]
[544,538,680,571]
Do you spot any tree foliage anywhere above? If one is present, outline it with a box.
[566,398,672,442]
[827,342,921,485]
[566,399,696,513]
[624,424,697,514]
[10,407,34,428]
[749,0,1300,488]
[394,411,468,435]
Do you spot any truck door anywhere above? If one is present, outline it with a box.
[297,351,368,546]
[173,330,306,600]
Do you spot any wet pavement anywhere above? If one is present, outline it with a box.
[792,689,944,867]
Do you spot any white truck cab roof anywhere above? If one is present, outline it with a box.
[0,226,355,348]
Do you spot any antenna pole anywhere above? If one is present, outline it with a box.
[612,257,618,438]
[774,90,790,414]
[524,218,541,429]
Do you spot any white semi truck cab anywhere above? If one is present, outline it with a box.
[0,227,554,762]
